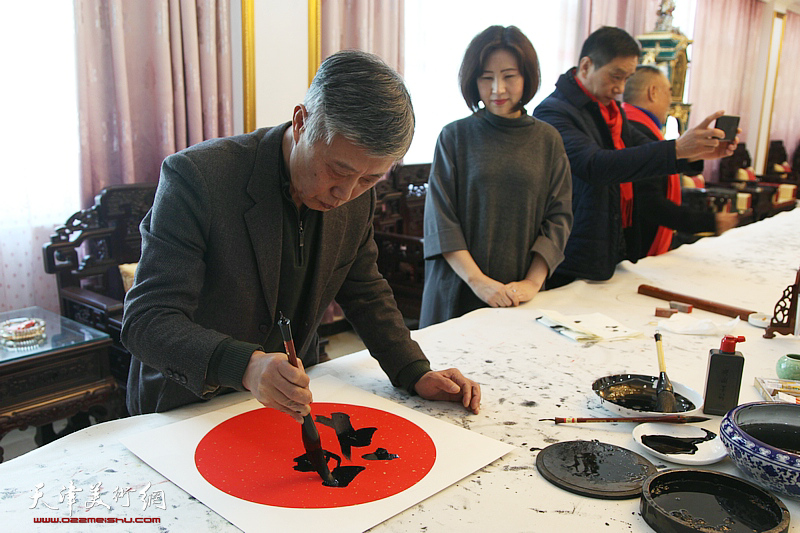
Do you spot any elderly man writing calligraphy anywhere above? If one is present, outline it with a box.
[122,50,481,419]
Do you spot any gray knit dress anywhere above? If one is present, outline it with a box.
[420,109,573,328]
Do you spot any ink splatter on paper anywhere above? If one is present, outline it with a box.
[195,403,436,508]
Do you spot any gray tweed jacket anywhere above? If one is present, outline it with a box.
[122,124,427,414]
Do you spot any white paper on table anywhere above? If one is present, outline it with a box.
[657,313,740,335]
[536,309,642,341]
[121,375,514,533]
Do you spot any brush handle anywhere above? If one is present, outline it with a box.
[552,415,707,424]
[654,332,666,373]
[277,312,337,485]
[638,284,756,319]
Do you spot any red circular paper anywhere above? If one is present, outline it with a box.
[195,402,436,508]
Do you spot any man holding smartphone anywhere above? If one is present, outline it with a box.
[621,65,740,260]
[534,27,739,287]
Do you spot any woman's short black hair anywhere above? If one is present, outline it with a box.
[459,25,541,113]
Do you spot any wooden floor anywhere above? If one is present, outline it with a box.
[1,331,367,463]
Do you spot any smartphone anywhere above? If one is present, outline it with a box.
[714,115,740,142]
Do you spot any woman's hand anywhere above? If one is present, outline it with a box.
[504,279,543,304]
[469,275,516,307]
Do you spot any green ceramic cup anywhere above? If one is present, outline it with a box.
[776,354,800,380]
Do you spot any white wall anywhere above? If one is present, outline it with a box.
[253,1,309,129]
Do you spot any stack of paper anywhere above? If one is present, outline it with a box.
[536,310,642,342]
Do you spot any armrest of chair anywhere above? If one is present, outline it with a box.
[61,286,124,316]
[373,232,425,286]
[374,232,425,320]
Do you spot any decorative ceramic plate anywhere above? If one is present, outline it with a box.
[632,422,728,466]
[0,317,46,348]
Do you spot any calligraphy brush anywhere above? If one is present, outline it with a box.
[540,415,709,424]
[654,330,677,413]
[278,312,337,486]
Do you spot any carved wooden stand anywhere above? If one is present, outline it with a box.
[764,267,800,338]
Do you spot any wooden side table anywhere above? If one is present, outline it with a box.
[0,306,117,462]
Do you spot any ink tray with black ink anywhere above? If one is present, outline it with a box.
[592,374,703,417]
[632,423,727,466]
[640,469,790,533]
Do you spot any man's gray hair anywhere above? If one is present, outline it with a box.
[303,50,414,160]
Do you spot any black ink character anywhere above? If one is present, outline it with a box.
[316,412,377,460]
[293,450,366,487]
[362,448,400,461]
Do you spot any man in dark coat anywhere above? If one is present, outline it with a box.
[621,65,739,260]
[122,51,481,417]
[533,27,738,287]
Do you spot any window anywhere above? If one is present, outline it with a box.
[403,1,585,163]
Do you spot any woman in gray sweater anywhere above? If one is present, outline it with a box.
[420,25,573,328]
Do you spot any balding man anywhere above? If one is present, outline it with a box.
[622,65,739,259]
[534,27,738,286]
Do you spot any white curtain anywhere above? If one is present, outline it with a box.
[321,0,405,73]
[0,1,80,313]
[688,0,766,182]
[588,0,660,36]
[403,0,587,164]
[770,10,800,163]
[75,0,234,207]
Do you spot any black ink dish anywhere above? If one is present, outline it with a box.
[633,423,728,466]
[641,429,716,455]
[592,374,703,416]
[641,469,789,533]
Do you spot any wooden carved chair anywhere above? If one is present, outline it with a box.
[42,184,157,396]
[764,140,795,183]
[372,164,430,323]
[793,140,800,183]
[717,142,796,221]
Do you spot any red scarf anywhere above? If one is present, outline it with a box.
[575,76,633,228]
[621,103,682,256]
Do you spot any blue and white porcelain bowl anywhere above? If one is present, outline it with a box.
[720,401,800,500]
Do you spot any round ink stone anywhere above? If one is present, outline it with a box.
[535,440,657,499]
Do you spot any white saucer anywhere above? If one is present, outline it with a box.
[632,422,728,466]
[747,313,771,328]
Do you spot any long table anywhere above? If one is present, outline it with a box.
[2,207,799,532]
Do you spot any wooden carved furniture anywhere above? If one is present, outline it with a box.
[42,183,157,395]
[764,140,797,183]
[717,143,796,220]
[638,4,692,134]
[373,164,430,323]
[793,140,800,183]
[764,267,800,339]
[0,306,115,462]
